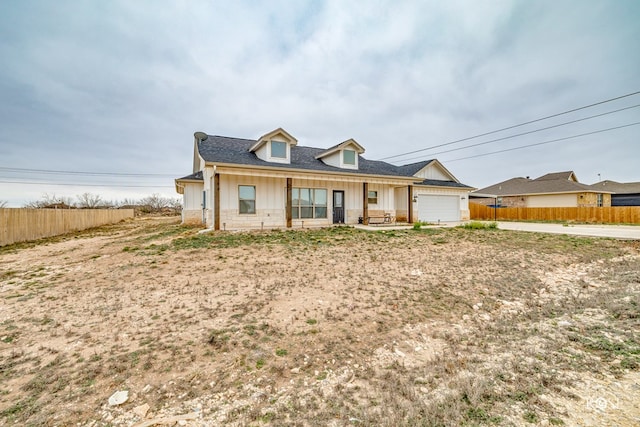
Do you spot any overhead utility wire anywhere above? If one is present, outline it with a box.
[377,90,640,161]
[0,180,173,188]
[444,121,640,163]
[390,104,640,163]
[0,167,178,177]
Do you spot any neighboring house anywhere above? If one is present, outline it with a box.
[591,180,640,206]
[471,171,613,208]
[175,128,474,230]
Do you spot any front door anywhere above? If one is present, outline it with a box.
[333,190,345,223]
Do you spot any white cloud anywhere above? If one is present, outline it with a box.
[0,0,638,206]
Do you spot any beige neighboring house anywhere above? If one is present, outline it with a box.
[471,171,613,208]
[175,128,474,230]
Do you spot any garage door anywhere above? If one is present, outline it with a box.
[417,195,460,222]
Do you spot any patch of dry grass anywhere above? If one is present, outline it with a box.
[1,219,638,425]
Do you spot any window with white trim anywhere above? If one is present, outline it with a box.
[343,149,356,165]
[271,141,286,158]
[291,188,327,219]
[239,185,256,214]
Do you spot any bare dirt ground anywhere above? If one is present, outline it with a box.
[1,217,639,426]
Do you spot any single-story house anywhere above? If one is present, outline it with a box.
[175,128,474,230]
[591,180,640,206]
[471,171,613,208]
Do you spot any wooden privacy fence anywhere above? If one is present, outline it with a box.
[0,208,134,246]
[470,203,640,224]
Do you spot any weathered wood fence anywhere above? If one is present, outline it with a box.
[0,208,134,246]
[470,203,640,224]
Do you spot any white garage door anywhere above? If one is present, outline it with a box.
[417,195,460,222]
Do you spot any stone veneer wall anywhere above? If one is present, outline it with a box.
[182,210,203,225]
[578,192,611,207]
[219,209,285,230]
[470,196,526,207]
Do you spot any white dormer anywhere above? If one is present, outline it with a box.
[249,128,298,164]
[315,139,365,170]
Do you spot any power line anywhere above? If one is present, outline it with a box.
[378,90,640,161]
[444,121,640,163]
[390,104,640,164]
[0,167,179,177]
[0,180,173,188]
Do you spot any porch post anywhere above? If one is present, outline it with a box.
[362,182,369,225]
[286,178,292,228]
[214,173,220,231]
[408,184,413,224]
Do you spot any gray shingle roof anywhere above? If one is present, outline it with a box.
[534,171,577,182]
[417,179,474,189]
[176,133,473,189]
[591,180,640,194]
[474,173,612,196]
[195,135,415,178]
[396,160,435,176]
[177,171,203,181]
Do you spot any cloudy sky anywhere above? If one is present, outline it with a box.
[1,0,638,207]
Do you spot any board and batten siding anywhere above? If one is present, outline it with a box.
[209,174,405,229]
[394,187,409,222]
[193,164,417,229]
[366,183,394,209]
[182,182,204,224]
[413,165,449,180]
[218,174,286,229]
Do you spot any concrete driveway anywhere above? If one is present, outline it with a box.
[495,221,640,240]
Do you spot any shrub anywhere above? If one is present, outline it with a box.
[412,221,427,230]
[461,221,497,230]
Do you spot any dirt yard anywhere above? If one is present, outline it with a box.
[1,218,639,426]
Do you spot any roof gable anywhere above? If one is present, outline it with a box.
[399,159,460,182]
[314,139,365,160]
[396,160,435,177]
[534,171,578,182]
[249,127,298,152]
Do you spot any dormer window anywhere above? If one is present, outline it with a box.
[315,138,364,170]
[250,128,297,165]
[271,141,287,159]
[343,149,356,165]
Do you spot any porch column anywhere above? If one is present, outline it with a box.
[286,178,292,228]
[362,182,369,225]
[407,184,414,224]
[214,173,220,231]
